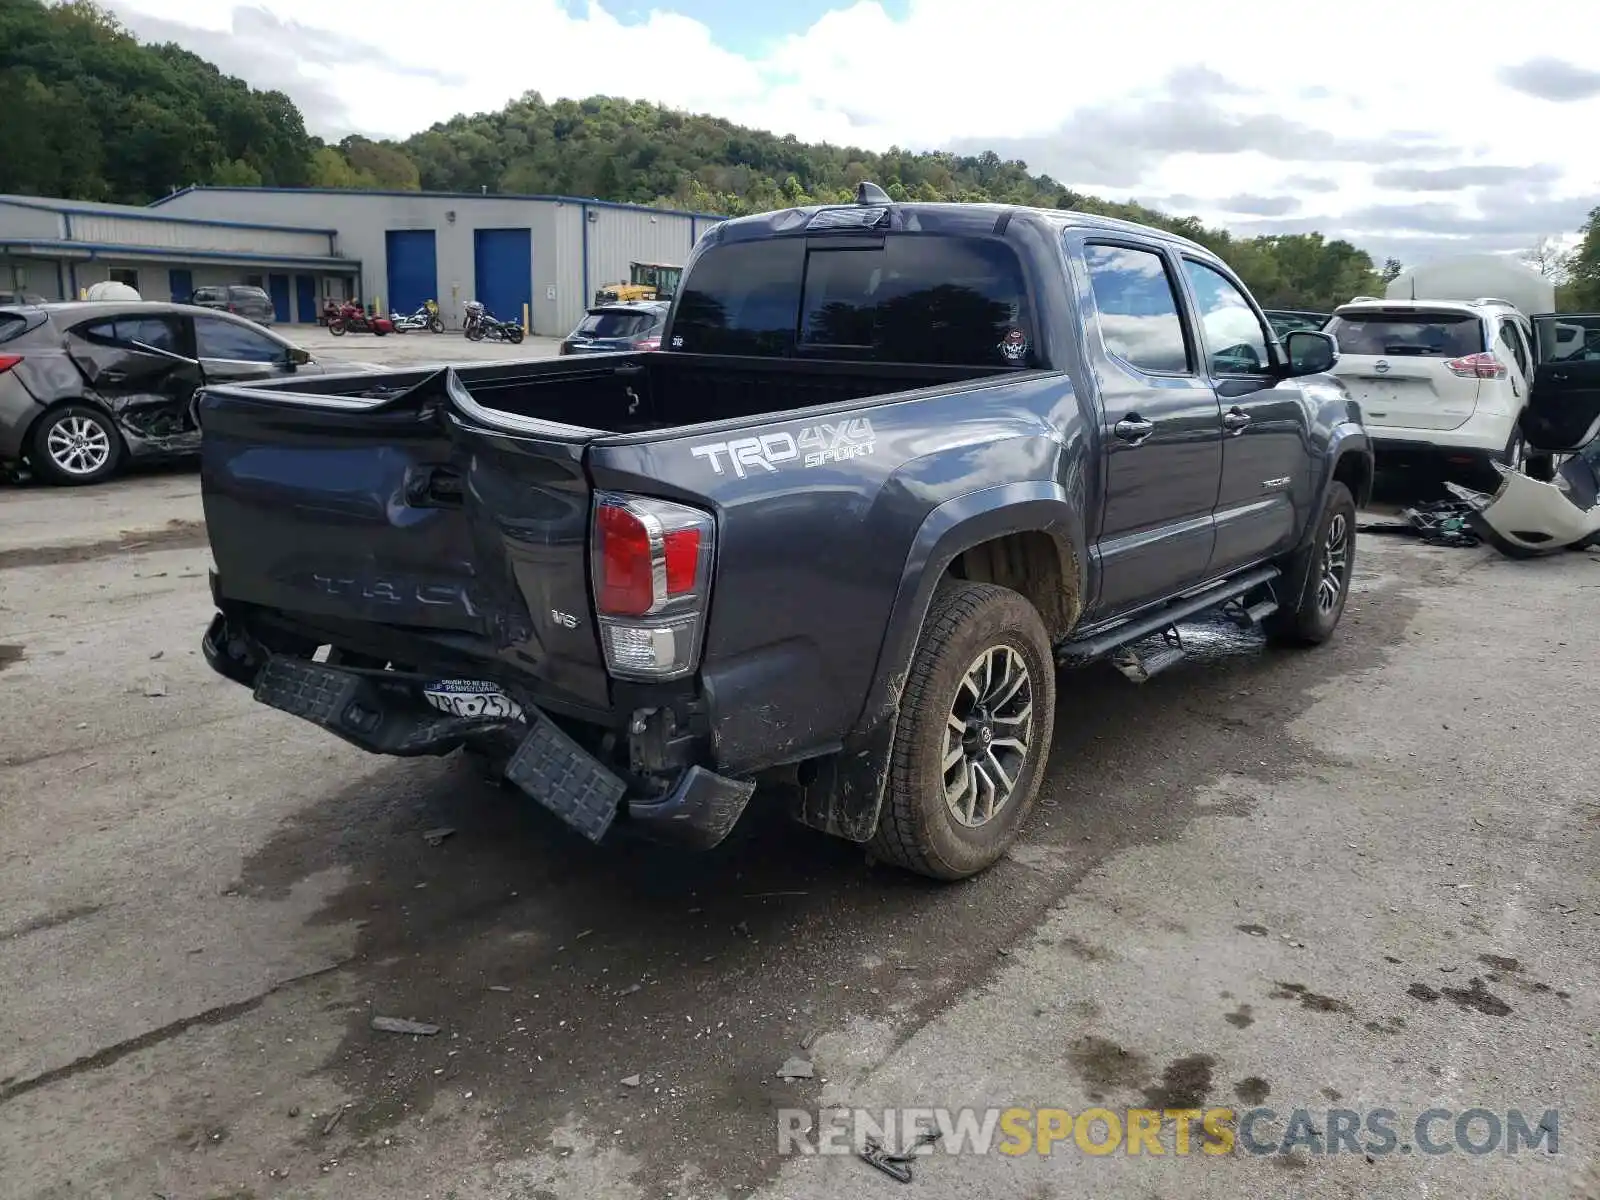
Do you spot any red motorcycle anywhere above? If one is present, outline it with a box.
[324,300,394,336]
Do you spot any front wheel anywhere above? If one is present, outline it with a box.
[465,324,484,342]
[430,317,445,334]
[507,326,525,345]
[869,581,1056,881]
[1264,481,1357,647]
[328,319,347,336]
[30,403,125,486]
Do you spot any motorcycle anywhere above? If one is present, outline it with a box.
[325,300,395,337]
[1443,313,1600,557]
[462,300,525,345]
[391,299,445,334]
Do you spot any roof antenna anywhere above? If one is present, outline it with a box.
[856,181,891,205]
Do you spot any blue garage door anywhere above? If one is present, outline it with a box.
[473,228,533,326]
[385,229,438,316]
[168,268,193,304]
[267,274,291,323]
[295,275,317,323]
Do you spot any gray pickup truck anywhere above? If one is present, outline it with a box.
[198,189,1372,881]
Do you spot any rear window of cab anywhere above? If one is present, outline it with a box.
[670,234,1038,368]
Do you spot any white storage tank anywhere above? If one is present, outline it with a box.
[1385,253,1555,316]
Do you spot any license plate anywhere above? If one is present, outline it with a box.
[422,679,525,721]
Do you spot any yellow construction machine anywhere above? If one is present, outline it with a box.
[593,261,683,306]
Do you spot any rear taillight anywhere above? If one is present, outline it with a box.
[1444,351,1506,379]
[591,492,715,680]
[0,354,21,374]
[635,338,661,351]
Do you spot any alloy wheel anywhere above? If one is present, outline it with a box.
[942,645,1034,828]
[1317,512,1350,614]
[45,415,112,477]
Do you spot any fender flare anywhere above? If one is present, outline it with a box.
[1277,422,1372,603]
[792,480,1085,842]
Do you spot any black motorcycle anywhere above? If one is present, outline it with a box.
[462,300,525,345]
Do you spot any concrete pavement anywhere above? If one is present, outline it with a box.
[0,482,1594,1200]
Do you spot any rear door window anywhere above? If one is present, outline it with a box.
[79,315,186,354]
[671,233,1036,366]
[1083,243,1191,374]
[1497,320,1530,378]
[1325,312,1484,358]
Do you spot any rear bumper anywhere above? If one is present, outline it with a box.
[0,373,42,461]
[202,611,754,850]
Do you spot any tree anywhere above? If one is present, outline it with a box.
[1564,208,1600,310]
[1381,257,1404,283]
[1521,235,1573,284]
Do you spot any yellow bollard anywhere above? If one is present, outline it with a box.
[522,303,530,335]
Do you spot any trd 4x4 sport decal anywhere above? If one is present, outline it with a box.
[690,417,877,478]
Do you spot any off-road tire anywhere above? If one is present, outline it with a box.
[1264,481,1357,647]
[869,581,1056,881]
[29,403,125,486]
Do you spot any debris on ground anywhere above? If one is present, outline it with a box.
[621,1074,642,1088]
[1359,500,1480,548]
[149,650,164,660]
[487,985,512,993]
[371,1016,441,1036]
[421,826,456,846]
[776,1057,814,1080]
[800,1029,819,1050]
[321,1107,346,1136]
[859,1130,943,1184]
[141,678,169,697]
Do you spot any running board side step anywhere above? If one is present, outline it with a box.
[1057,565,1281,673]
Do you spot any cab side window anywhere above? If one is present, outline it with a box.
[1181,259,1271,377]
[1082,243,1190,374]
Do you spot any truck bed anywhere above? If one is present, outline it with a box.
[254,351,1004,435]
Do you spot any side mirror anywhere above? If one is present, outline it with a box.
[288,345,311,367]
[1284,330,1337,377]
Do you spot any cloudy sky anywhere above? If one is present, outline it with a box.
[101,0,1600,266]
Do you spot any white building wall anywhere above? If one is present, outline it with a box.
[0,255,67,300]
[154,189,715,335]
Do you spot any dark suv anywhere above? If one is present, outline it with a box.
[189,285,276,325]
[559,301,668,355]
[0,301,363,486]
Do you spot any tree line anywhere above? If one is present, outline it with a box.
[3,0,1595,313]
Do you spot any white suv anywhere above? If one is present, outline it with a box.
[1325,298,1533,485]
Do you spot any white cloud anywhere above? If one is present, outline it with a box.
[101,0,1600,262]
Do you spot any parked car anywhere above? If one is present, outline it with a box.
[0,290,48,307]
[559,301,669,355]
[195,191,1371,882]
[189,284,276,325]
[1264,309,1330,339]
[0,301,373,486]
[1324,298,1533,486]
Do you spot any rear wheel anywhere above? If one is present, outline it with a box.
[507,326,525,345]
[430,317,445,334]
[869,581,1056,881]
[1264,482,1357,647]
[30,403,124,486]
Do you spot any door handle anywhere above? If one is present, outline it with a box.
[1113,416,1155,443]
[1223,408,1251,432]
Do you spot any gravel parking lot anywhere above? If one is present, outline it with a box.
[1,475,1596,1200]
